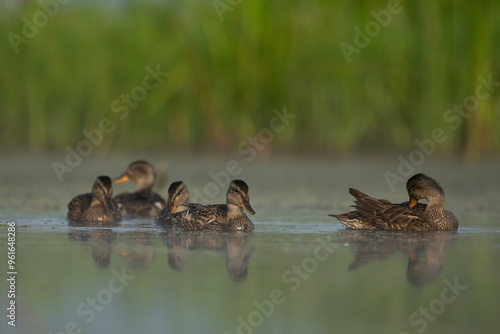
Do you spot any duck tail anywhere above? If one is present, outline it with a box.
[348,188,371,200]
[328,213,343,222]
[348,188,385,218]
[329,212,362,229]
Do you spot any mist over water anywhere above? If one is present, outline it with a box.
[1,155,499,334]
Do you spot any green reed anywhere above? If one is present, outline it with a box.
[0,0,498,155]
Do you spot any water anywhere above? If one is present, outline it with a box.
[1,154,499,334]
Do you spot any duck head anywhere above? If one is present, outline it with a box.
[406,173,445,208]
[227,180,255,215]
[91,176,114,209]
[166,181,189,213]
[113,160,156,192]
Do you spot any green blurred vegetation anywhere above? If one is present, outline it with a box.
[0,0,499,156]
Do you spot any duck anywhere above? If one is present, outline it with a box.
[112,160,167,218]
[67,176,122,223]
[168,180,256,231]
[330,173,459,231]
[154,181,190,225]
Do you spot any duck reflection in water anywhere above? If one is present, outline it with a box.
[68,221,119,268]
[338,230,457,287]
[160,230,254,281]
[114,230,156,270]
[68,221,155,270]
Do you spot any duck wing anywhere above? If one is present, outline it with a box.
[176,204,227,230]
[67,193,91,221]
[349,188,429,231]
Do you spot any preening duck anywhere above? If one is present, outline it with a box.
[330,173,459,231]
[67,176,122,223]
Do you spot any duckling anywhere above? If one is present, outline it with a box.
[330,173,458,231]
[67,176,122,223]
[170,180,256,231]
[154,181,190,225]
[113,160,167,218]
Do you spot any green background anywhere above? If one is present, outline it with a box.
[1,0,499,157]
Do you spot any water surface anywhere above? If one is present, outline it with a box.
[1,155,499,334]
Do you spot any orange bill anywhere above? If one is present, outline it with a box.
[113,174,130,184]
[170,205,176,213]
[241,201,256,215]
[409,198,418,208]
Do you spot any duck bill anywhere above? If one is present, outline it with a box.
[113,174,130,184]
[241,201,255,215]
[409,198,418,209]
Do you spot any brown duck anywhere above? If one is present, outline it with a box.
[168,180,256,231]
[67,176,122,223]
[154,181,190,225]
[330,173,459,231]
[113,160,167,218]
